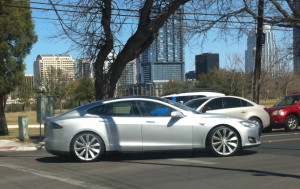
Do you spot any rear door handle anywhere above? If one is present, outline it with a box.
[241,111,246,113]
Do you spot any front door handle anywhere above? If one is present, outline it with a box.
[146,121,155,123]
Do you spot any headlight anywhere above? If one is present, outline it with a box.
[240,121,257,128]
[272,109,285,116]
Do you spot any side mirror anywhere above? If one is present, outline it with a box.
[171,111,184,118]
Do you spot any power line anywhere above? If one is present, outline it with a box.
[0,2,295,32]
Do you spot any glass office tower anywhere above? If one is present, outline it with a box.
[140,8,185,84]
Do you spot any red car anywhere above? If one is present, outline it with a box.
[265,94,300,131]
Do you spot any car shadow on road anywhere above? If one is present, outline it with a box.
[35,149,257,163]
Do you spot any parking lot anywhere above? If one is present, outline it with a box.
[0,130,299,189]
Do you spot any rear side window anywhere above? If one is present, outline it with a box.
[223,98,241,108]
[240,99,253,107]
[87,101,140,116]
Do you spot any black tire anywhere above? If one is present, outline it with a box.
[249,117,263,134]
[70,132,105,162]
[262,125,273,133]
[284,115,299,131]
[207,126,241,157]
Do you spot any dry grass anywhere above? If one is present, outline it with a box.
[5,109,68,125]
[259,99,278,108]
[6,111,39,125]
[0,128,44,142]
[3,110,68,142]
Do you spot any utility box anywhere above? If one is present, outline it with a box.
[37,96,55,123]
[18,116,29,141]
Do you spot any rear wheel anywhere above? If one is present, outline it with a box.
[284,115,299,131]
[207,126,241,156]
[71,132,105,162]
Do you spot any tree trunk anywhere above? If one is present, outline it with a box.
[252,0,264,104]
[0,95,8,136]
[59,98,63,113]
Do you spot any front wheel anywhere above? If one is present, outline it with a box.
[284,115,299,131]
[71,132,105,162]
[207,126,241,156]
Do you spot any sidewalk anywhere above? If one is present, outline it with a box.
[0,140,44,151]
[0,125,45,151]
[8,125,43,128]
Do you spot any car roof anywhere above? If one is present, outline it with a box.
[161,92,225,98]
[187,96,256,104]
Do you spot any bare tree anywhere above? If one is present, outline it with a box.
[43,67,73,112]
[49,0,191,100]
[48,0,300,101]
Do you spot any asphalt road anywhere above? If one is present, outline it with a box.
[0,130,300,189]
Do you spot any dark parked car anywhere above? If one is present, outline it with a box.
[265,94,300,131]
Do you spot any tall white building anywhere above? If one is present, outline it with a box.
[34,54,75,88]
[76,58,93,78]
[245,25,280,76]
[117,59,138,86]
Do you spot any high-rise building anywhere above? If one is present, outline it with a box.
[293,0,300,72]
[195,53,219,79]
[140,7,184,84]
[245,25,279,75]
[76,58,93,78]
[117,59,138,86]
[34,54,75,88]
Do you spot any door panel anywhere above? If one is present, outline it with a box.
[135,100,193,150]
[108,117,142,151]
[142,117,193,150]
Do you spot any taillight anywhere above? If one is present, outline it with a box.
[51,123,63,129]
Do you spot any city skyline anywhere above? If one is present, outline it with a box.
[24,2,249,77]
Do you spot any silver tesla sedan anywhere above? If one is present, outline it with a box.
[45,96,261,162]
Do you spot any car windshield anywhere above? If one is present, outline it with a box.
[184,98,209,109]
[274,95,300,107]
[161,98,200,114]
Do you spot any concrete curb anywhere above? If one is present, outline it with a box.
[0,140,45,152]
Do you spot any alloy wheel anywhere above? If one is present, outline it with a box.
[210,127,239,156]
[73,133,103,162]
[287,117,298,130]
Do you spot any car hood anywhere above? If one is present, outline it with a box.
[265,106,285,113]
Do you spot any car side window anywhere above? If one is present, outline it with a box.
[240,99,253,107]
[222,98,242,109]
[204,98,223,111]
[87,101,140,116]
[136,101,174,117]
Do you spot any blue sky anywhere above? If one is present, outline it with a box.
[24,3,248,75]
